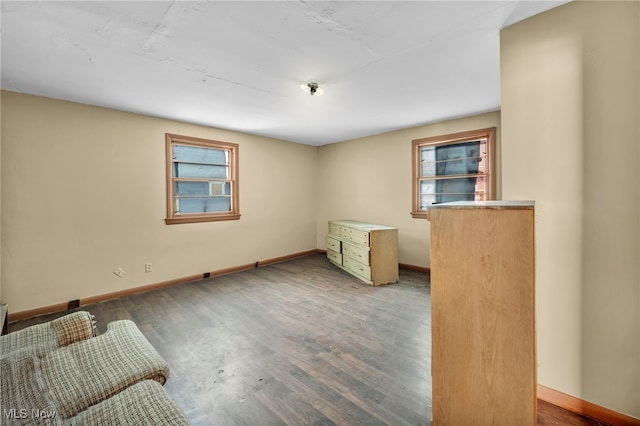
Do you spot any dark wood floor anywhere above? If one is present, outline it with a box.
[10,254,609,426]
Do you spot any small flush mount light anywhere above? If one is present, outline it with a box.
[301,82,324,96]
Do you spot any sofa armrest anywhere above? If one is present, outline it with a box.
[0,311,96,358]
[52,311,96,347]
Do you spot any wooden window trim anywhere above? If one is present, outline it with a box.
[165,133,240,225]
[411,127,496,219]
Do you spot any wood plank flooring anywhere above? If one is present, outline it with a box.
[9,254,610,426]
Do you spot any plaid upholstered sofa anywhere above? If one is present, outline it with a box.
[0,311,190,425]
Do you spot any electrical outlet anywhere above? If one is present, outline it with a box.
[113,267,126,277]
[145,262,152,273]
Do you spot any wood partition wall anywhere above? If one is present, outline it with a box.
[429,201,536,425]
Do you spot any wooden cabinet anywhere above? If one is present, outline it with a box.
[428,201,536,426]
[326,220,398,286]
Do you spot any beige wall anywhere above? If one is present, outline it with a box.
[2,91,500,313]
[1,91,318,313]
[501,1,639,417]
[316,111,500,267]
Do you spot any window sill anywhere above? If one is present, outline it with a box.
[165,213,241,225]
[411,211,429,220]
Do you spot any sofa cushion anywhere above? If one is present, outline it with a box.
[0,354,59,426]
[1,357,189,426]
[65,380,190,426]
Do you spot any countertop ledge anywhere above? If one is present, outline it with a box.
[428,200,535,209]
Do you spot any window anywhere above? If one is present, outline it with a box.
[411,127,495,218]
[165,133,239,224]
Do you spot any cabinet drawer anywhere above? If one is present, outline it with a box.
[326,236,341,253]
[343,256,371,279]
[343,243,370,265]
[327,249,342,264]
[345,228,369,246]
[328,223,344,238]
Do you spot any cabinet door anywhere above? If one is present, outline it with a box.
[430,207,535,426]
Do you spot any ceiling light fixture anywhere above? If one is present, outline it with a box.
[301,82,323,96]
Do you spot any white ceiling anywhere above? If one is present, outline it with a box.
[1,1,568,146]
